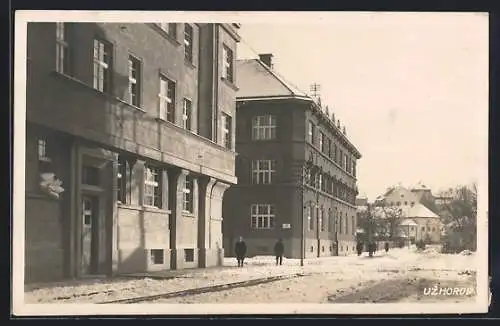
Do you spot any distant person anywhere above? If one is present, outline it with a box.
[274,238,285,265]
[384,242,389,253]
[234,236,247,267]
[356,242,363,256]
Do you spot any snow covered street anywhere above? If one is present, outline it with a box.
[24,247,477,304]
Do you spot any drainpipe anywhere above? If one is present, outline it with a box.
[212,24,219,143]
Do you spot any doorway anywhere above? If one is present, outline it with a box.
[81,195,99,275]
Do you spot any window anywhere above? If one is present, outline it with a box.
[159,76,176,123]
[184,249,195,262]
[339,213,343,234]
[158,23,177,39]
[322,246,325,252]
[310,246,314,253]
[56,22,70,74]
[328,209,333,232]
[327,138,332,157]
[252,159,276,184]
[93,39,111,93]
[339,149,343,166]
[397,201,401,206]
[307,206,314,230]
[183,175,194,213]
[184,24,193,62]
[318,173,323,190]
[82,166,100,186]
[307,121,315,143]
[320,132,326,153]
[345,213,348,235]
[128,56,141,107]
[421,226,425,232]
[333,143,338,162]
[222,45,234,83]
[252,115,277,140]
[250,204,275,229]
[144,166,162,208]
[353,161,357,177]
[320,208,325,232]
[344,154,348,170]
[304,167,311,185]
[150,249,164,264]
[182,98,192,131]
[352,216,356,235]
[117,155,132,204]
[404,201,408,206]
[221,113,232,149]
[37,138,51,162]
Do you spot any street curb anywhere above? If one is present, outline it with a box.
[98,273,307,304]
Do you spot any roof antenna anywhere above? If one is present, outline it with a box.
[310,83,321,101]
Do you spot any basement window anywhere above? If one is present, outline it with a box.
[150,249,164,265]
[184,249,194,262]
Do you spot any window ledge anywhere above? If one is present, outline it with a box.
[184,59,196,70]
[182,211,196,218]
[143,205,171,214]
[221,77,239,91]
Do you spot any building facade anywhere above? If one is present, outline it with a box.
[25,22,240,282]
[223,55,362,259]
[373,185,441,244]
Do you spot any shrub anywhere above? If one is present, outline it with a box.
[416,240,426,251]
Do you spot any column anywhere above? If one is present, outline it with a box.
[210,182,230,267]
[197,177,217,268]
[168,168,188,270]
[110,157,119,275]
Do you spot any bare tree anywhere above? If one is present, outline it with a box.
[438,183,477,252]
[379,205,403,241]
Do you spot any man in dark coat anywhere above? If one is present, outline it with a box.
[234,236,247,267]
[274,238,285,265]
[384,242,389,253]
[356,242,363,256]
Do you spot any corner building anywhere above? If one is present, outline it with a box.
[25,22,240,282]
[223,55,362,259]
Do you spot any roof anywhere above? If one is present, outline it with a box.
[372,202,440,219]
[399,218,418,226]
[235,59,310,100]
[401,203,440,219]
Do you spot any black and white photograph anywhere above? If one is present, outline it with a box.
[13,11,489,315]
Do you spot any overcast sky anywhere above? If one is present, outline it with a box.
[236,12,488,201]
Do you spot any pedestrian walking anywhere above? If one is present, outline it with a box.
[356,242,363,256]
[274,238,285,265]
[234,236,247,267]
[384,242,389,253]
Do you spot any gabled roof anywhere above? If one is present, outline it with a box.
[235,59,310,100]
[401,203,440,219]
[372,202,440,219]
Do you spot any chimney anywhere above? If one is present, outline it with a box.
[259,53,273,68]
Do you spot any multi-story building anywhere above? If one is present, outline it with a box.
[25,22,240,282]
[373,185,441,244]
[223,54,362,258]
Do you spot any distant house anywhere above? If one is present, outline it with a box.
[374,185,442,244]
